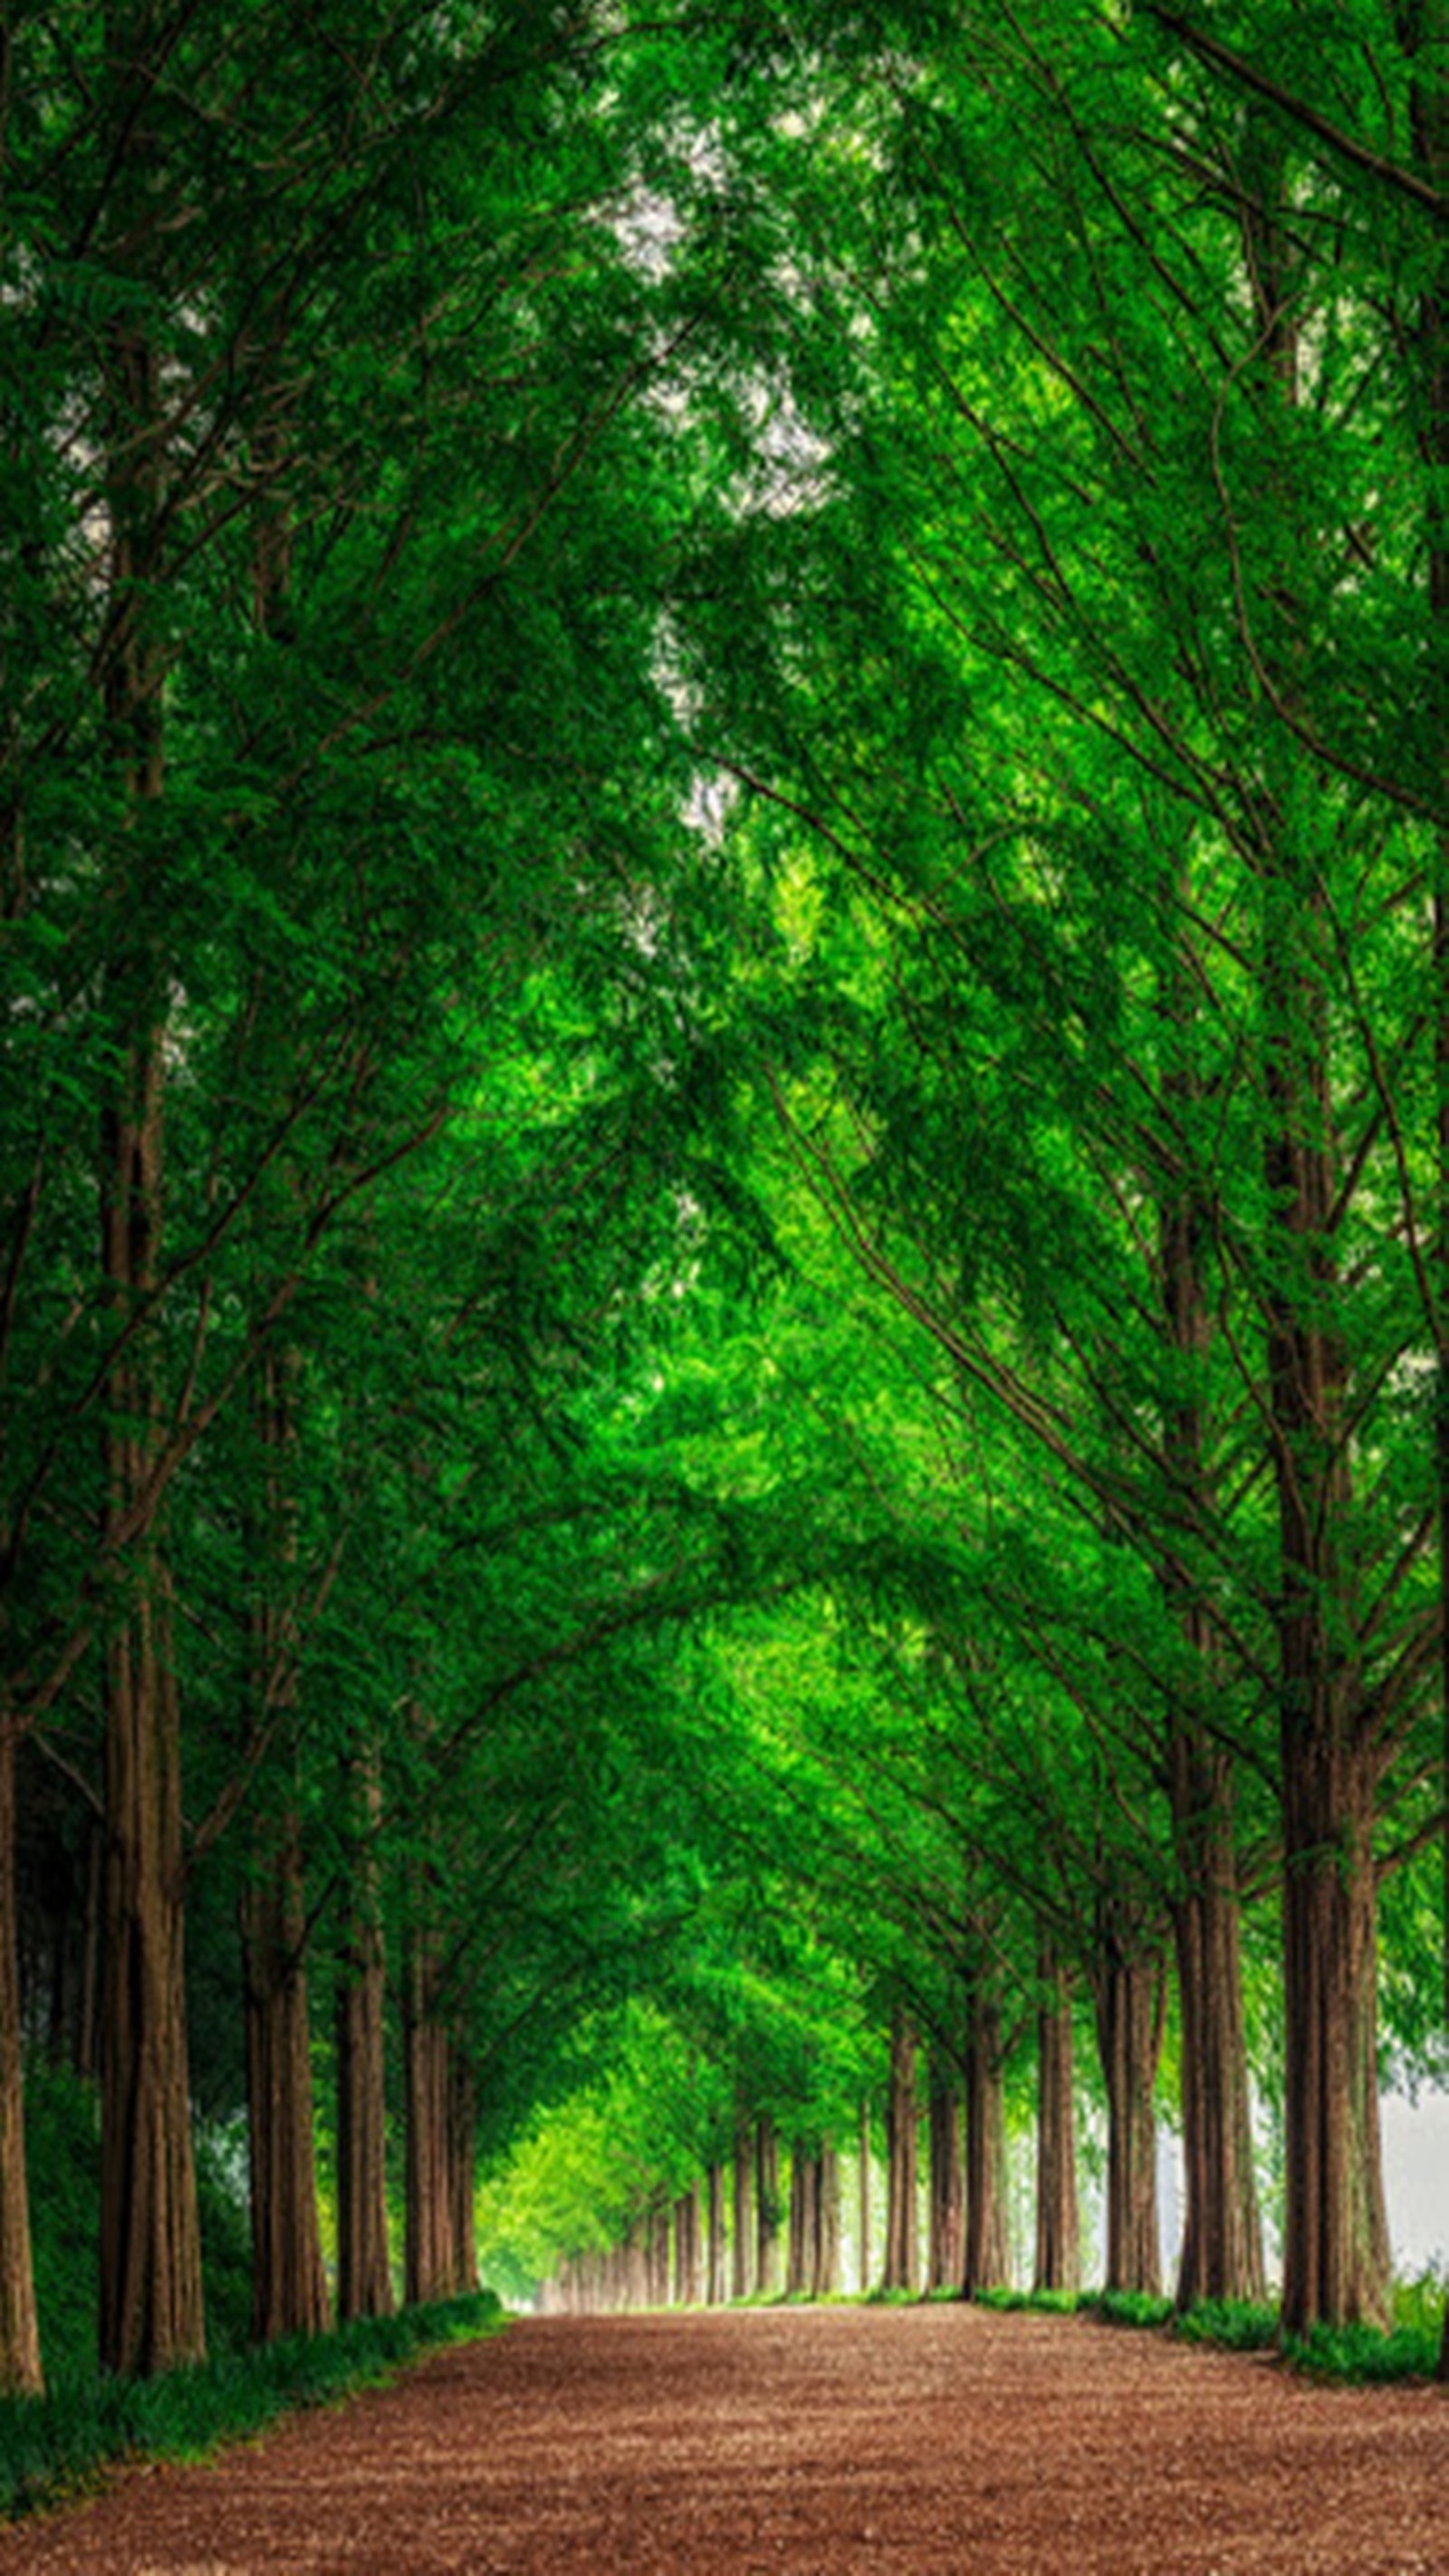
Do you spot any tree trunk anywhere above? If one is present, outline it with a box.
[926,2056,964,2294]
[706,2161,726,2304]
[334,1760,393,2321]
[732,2118,753,2299]
[648,2201,670,2308]
[0,1722,42,2393]
[448,2045,476,2293]
[786,2144,817,2297]
[858,2096,871,2292]
[96,285,205,2379]
[815,2141,840,2297]
[1279,1755,1389,2333]
[241,1817,331,2342]
[1170,1793,1265,2309]
[1158,964,1266,2312]
[963,1985,1012,2298]
[1092,1932,1163,2297]
[99,1581,205,2376]
[240,1352,330,2346]
[403,1929,456,2306]
[673,2187,700,2306]
[1032,1957,1080,2296]
[1239,134,1391,2341]
[882,2013,918,2293]
[627,2225,648,2310]
[754,2115,781,2297]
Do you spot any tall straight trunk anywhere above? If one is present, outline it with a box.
[1092,1932,1163,2297]
[1279,1756,1389,2331]
[1263,872,1389,2334]
[858,2097,871,2292]
[448,2046,476,2293]
[241,1816,330,2342]
[648,2201,670,2307]
[0,1723,42,2392]
[926,2056,964,2294]
[882,2013,918,2292]
[1170,1786,1265,2309]
[100,1572,204,2375]
[673,2187,700,2306]
[1032,1957,1080,2296]
[1241,140,1391,2340]
[815,2141,840,2297]
[626,2225,648,2310]
[706,2162,726,2304]
[754,2116,781,2297]
[963,1985,1011,2297]
[732,2119,753,2299]
[335,1755,392,2321]
[1159,977,1266,2312]
[96,277,204,2379]
[786,2144,817,2297]
[403,1927,456,2305]
[240,1355,329,2345]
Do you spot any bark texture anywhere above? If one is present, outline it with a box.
[754,2117,781,2298]
[403,1931,475,2305]
[1032,1960,1080,2297]
[858,2098,871,2293]
[674,2187,701,2308]
[1092,1933,1163,2298]
[732,2121,753,2301]
[334,1776,393,2321]
[1158,997,1266,2311]
[926,2059,964,2295]
[1170,1800,1264,2309]
[241,1817,331,2342]
[963,1988,1012,2298]
[882,2014,918,2293]
[706,2163,726,2305]
[95,276,205,2379]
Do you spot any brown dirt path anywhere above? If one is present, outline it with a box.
[0,2304,1444,2573]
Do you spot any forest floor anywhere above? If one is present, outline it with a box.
[0,2301,1444,2573]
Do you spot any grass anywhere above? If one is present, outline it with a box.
[974,2280,1444,2382]
[0,2291,505,2523]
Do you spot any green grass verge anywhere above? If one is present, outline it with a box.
[974,2283,1442,2382]
[0,2290,504,2523]
[1279,2319,1441,2384]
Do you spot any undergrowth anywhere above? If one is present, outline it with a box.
[0,2291,505,2523]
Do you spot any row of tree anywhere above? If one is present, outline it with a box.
[3,0,1447,2391]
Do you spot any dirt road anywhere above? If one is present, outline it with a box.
[0,2303,1444,2572]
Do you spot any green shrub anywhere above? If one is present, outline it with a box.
[1173,2300,1278,2352]
[1092,2289,1174,2331]
[1280,2319,1439,2385]
[974,2287,1082,2315]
